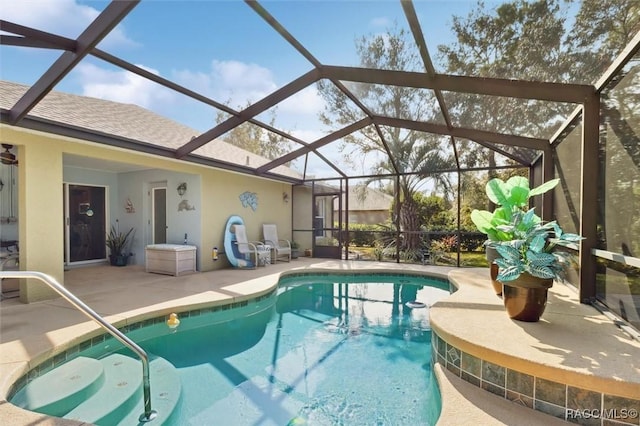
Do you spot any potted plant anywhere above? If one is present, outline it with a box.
[290,241,300,259]
[106,225,134,266]
[489,209,582,321]
[471,176,559,295]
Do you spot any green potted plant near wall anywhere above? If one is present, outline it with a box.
[471,176,559,296]
[489,209,582,321]
[106,225,135,266]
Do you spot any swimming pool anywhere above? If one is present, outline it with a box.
[12,272,450,425]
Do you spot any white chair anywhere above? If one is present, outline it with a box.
[262,224,291,263]
[233,224,270,269]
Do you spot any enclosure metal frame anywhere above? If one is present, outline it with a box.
[1,1,639,306]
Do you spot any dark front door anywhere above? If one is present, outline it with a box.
[66,184,106,263]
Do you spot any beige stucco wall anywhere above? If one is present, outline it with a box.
[17,132,63,302]
[1,124,293,302]
[200,171,292,270]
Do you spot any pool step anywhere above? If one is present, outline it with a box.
[64,353,144,425]
[13,353,182,425]
[12,356,105,417]
[117,355,182,426]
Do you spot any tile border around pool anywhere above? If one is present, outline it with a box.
[6,288,277,400]
[279,271,452,289]
[431,331,640,426]
[282,270,447,280]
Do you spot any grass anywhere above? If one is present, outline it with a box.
[458,252,489,267]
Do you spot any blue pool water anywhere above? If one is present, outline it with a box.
[21,273,450,425]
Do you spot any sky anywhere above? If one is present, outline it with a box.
[0,0,489,178]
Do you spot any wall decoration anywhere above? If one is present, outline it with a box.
[125,198,135,213]
[177,182,187,197]
[239,191,258,211]
[178,199,195,211]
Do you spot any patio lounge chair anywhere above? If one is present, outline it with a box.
[262,224,291,263]
[233,224,270,269]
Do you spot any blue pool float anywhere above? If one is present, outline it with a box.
[224,215,255,268]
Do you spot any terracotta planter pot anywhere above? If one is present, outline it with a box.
[490,263,502,296]
[486,246,502,296]
[501,273,553,322]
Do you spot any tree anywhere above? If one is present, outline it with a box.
[438,0,639,239]
[438,0,575,174]
[416,193,454,231]
[439,0,639,145]
[317,25,454,251]
[567,0,640,83]
[458,168,528,229]
[214,105,292,161]
[391,192,454,231]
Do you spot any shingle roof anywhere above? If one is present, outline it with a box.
[339,185,393,211]
[0,80,301,179]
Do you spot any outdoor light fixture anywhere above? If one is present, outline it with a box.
[177,182,187,196]
[0,144,17,165]
[283,192,289,203]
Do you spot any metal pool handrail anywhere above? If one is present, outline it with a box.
[0,271,157,423]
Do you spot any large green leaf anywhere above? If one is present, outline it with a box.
[497,265,524,282]
[521,208,536,225]
[492,206,511,223]
[470,210,494,234]
[560,233,583,243]
[485,178,510,207]
[495,258,513,269]
[495,244,520,262]
[526,251,556,267]
[486,229,501,241]
[509,186,530,207]
[528,264,556,279]
[529,178,559,196]
[529,234,547,253]
[506,176,529,190]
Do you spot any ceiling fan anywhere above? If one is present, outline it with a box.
[0,144,18,166]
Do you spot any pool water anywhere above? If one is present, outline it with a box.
[42,274,449,425]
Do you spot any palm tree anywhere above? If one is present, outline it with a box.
[318,26,454,251]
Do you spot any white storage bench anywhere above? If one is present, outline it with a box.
[145,244,197,276]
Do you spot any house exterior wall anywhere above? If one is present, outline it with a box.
[1,123,293,302]
[17,131,63,302]
[346,210,389,225]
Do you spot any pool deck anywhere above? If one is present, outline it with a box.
[0,259,638,425]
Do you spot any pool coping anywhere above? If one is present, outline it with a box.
[431,269,640,425]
